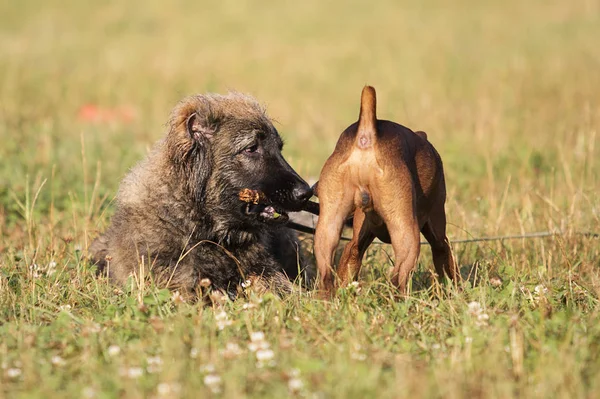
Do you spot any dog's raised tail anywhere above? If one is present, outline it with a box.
[357,85,377,149]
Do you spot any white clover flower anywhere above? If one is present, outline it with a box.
[200,363,215,374]
[216,319,232,330]
[248,340,270,352]
[288,368,300,378]
[241,279,253,289]
[288,377,304,393]
[490,277,502,287]
[6,368,22,379]
[467,301,481,314]
[287,368,303,392]
[190,347,199,359]
[171,291,186,305]
[215,311,233,330]
[248,331,270,352]
[256,349,274,362]
[350,352,367,361]
[46,261,57,276]
[256,348,276,368]
[107,345,121,357]
[250,331,265,342]
[350,344,367,361]
[533,284,548,302]
[226,342,242,353]
[467,301,489,326]
[251,333,274,366]
[221,342,243,358]
[157,383,170,395]
[85,323,101,334]
[534,284,548,296]
[147,356,163,373]
[82,387,96,398]
[51,355,65,366]
[215,311,227,321]
[122,367,143,379]
[157,382,181,396]
[147,356,162,365]
[29,264,40,278]
[348,281,362,293]
[203,374,222,394]
[209,291,229,304]
[59,304,72,311]
[204,374,221,385]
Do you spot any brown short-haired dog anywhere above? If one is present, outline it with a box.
[314,86,458,296]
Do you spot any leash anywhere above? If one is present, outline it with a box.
[287,221,599,245]
[436,230,598,246]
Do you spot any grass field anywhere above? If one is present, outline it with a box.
[1,0,600,397]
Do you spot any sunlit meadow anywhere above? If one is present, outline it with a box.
[1,0,599,397]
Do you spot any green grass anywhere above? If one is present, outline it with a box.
[1,0,600,397]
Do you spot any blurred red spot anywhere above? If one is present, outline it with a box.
[78,104,137,124]
[78,104,101,122]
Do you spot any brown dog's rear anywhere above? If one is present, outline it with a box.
[314,86,458,296]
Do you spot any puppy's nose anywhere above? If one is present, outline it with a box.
[292,185,313,203]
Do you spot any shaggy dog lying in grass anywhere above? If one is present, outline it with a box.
[90,93,313,299]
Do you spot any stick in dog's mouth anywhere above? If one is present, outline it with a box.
[238,188,266,205]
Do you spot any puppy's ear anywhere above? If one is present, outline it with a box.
[186,112,219,143]
[415,130,428,140]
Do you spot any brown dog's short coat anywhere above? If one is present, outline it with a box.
[314,86,458,296]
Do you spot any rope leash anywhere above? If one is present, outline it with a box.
[287,221,599,246]
[430,230,598,246]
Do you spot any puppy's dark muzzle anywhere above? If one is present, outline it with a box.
[266,152,313,212]
[292,185,313,204]
[282,182,312,211]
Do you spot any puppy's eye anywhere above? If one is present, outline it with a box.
[245,143,259,153]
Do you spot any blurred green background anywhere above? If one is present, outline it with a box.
[1,1,600,398]
[2,0,599,239]
[1,0,599,265]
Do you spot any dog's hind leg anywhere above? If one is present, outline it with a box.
[337,208,375,287]
[389,224,421,295]
[314,192,354,297]
[421,201,459,285]
[372,180,421,295]
[378,200,421,295]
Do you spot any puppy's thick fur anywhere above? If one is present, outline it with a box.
[314,86,458,296]
[90,93,312,298]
